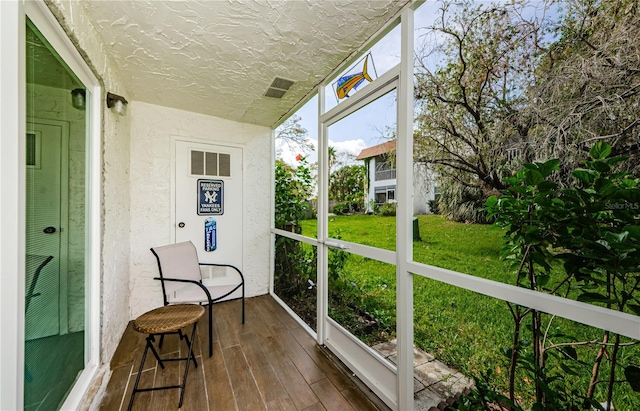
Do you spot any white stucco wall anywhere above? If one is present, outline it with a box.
[128,102,272,319]
[413,162,437,215]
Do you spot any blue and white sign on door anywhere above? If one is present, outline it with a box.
[204,218,217,252]
[198,179,224,215]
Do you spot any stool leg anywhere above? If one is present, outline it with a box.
[147,335,165,369]
[127,339,151,411]
[178,329,198,368]
[178,323,198,408]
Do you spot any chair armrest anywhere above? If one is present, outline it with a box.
[197,263,245,283]
[153,276,214,301]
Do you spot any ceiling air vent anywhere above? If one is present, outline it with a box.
[264,77,294,99]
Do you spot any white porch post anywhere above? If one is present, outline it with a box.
[317,85,328,344]
[396,6,415,411]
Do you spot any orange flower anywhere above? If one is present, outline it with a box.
[295,154,303,161]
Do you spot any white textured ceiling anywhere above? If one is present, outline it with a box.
[82,0,407,127]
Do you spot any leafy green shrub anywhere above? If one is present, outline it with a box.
[483,142,640,410]
[329,165,366,205]
[438,182,488,223]
[333,200,365,215]
[428,198,440,214]
[379,201,397,216]
[274,157,354,331]
[346,200,364,213]
[274,158,312,230]
[367,199,379,214]
[274,156,315,304]
[332,202,349,215]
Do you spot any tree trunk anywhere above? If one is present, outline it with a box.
[532,309,543,404]
[587,331,610,399]
[606,333,621,411]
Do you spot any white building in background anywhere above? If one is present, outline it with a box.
[356,139,438,214]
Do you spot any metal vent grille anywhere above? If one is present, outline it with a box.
[270,77,294,90]
[264,77,294,99]
[264,88,287,98]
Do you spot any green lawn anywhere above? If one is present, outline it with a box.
[301,214,513,374]
[297,214,639,409]
[309,214,508,280]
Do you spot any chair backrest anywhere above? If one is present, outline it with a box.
[150,241,202,297]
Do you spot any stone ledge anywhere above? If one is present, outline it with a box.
[372,339,475,410]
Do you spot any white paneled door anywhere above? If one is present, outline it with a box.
[174,140,243,300]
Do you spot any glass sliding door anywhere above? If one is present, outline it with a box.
[24,18,88,410]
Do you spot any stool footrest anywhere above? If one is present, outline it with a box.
[133,384,183,393]
[157,356,198,365]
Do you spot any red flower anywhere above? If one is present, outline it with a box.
[295,154,303,161]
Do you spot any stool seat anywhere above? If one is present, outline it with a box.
[133,304,204,334]
[127,304,205,410]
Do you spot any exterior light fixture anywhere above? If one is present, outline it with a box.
[106,92,128,116]
[71,88,86,110]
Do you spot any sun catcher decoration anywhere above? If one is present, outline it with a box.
[333,53,377,101]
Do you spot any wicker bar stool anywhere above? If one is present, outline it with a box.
[127,304,205,410]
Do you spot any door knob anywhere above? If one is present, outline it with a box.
[178,222,185,228]
[43,226,56,234]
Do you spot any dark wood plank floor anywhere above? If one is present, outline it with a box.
[99,295,382,411]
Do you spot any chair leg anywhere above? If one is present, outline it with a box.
[241,284,245,324]
[208,303,213,357]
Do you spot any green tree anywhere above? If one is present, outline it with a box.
[414,0,552,193]
[529,0,640,180]
[275,115,314,159]
[484,142,640,410]
[273,157,314,306]
[274,158,313,230]
[486,158,564,407]
[555,142,640,408]
[329,165,366,208]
